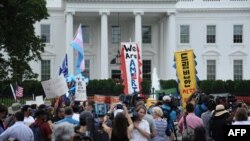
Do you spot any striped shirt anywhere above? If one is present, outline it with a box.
[0,121,34,141]
[152,119,168,141]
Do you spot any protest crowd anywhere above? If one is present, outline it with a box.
[0,92,250,141]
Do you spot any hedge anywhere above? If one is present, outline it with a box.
[0,79,249,96]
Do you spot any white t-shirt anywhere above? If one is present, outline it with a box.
[23,116,35,126]
[130,119,150,141]
[72,113,80,121]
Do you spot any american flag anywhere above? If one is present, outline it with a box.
[15,86,23,97]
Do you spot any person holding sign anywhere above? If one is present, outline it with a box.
[102,104,133,141]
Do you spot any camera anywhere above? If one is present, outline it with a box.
[115,103,123,110]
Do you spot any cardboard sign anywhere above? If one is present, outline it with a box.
[35,95,44,106]
[41,75,69,99]
[74,77,87,101]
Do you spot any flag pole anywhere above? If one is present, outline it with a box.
[10,84,16,102]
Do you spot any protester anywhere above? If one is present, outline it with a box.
[4,103,22,129]
[161,95,177,136]
[232,107,250,125]
[84,101,95,116]
[151,106,168,141]
[21,105,35,126]
[72,105,80,122]
[53,122,75,141]
[130,105,150,141]
[0,111,34,141]
[56,107,79,125]
[209,104,230,141]
[93,112,111,141]
[53,107,65,122]
[201,100,216,141]
[178,103,204,141]
[0,104,7,135]
[136,101,156,140]
[30,109,52,141]
[75,111,95,139]
[102,104,133,141]
[193,126,207,141]
[194,94,208,117]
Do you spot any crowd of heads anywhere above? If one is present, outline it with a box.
[0,91,249,141]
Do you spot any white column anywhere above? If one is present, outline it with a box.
[166,12,176,79]
[159,19,165,79]
[134,11,144,80]
[66,11,75,75]
[133,11,144,57]
[99,11,110,79]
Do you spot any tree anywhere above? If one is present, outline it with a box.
[0,0,49,83]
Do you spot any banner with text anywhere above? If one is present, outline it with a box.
[120,42,142,95]
[175,49,197,108]
[74,76,87,101]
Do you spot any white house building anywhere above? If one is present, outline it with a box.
[32,0,250,81]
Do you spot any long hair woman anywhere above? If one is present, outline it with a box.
[130,105,151,141]
[102,105,133,141]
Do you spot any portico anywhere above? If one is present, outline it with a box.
[64,0,177,80]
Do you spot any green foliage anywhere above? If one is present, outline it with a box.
[86,79,98,95]
[0,0,49,83]
[234,81,247,93]
[1,79,250,97]
[141,80,151,95]
[23,80,44,96]
[86,79,123,95]
[225,80,235,93]
[212,80,226,93]
[113,84,124,95]
[199,80,213,94]
[159,79,178,90]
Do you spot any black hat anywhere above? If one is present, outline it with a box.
[80,111,93,121]
[35,110,47,117]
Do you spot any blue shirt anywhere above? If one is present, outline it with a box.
[56,116,79,125]
[161,104,177,130]
[0,121,34,141]
[195,103,207,117]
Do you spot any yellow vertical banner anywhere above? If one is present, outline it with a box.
[175,49,197,108]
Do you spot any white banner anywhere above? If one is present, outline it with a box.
[74,76,87,101]
[25,95,44,106]
[120,42,142,95]
[41,75,69,99]
[35,95,44,106]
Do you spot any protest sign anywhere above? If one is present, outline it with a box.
[41,75,69,99]
[120,42,142,95]
[74,76,87,101]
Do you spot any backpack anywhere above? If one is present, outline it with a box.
[30,122,45,141]
[161,105,172,136]
[182,115,195,141]
[161,105,172,120]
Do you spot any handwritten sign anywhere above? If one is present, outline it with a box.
[74,76,87,101]
[120,42,142,95]
[41,75,69,99]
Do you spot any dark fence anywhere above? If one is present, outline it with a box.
[0,96,33,107]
